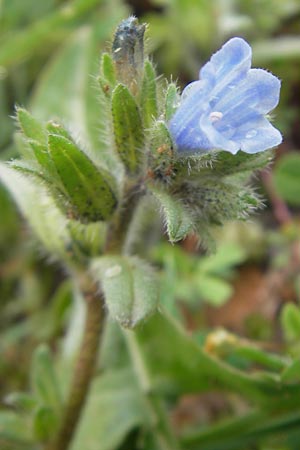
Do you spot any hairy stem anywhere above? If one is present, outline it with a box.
[45,181,144,450]
[45,276,105,450]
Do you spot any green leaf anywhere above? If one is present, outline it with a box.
[16,107,47,145]
[140,60,158,128]
[48,134,118,222]
[111,83,144,174]
[135,311,283,401]
[164,83,179,121]
[33,406,58,442]
[151,187,193,242]
[71,369,149,450]
[273,153,300,206]
[0,163,71,259]
[91,256,158,328]
[31,344,62,413]
[281,303,300,342]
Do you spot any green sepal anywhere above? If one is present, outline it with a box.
[111,83,144,175]
[98,52,117,97]
[29,140,58,178]
[148,120,175,182]
[165,83,180,121]
[46,120,72,140]
[140,60,158,128]
[91,255,159,328]
[16,107,47,146]
[149,120,173,157]
[150,186,193,243]
[48,134,118,222]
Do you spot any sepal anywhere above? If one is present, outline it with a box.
[140,60,158,128]
[150,186,193,243]
[111,83,144,175]
[98,52,117,97]
[164,83,180,121]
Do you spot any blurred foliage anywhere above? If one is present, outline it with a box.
[1,1,300,450]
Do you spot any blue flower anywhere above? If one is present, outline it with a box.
[169,38,282,155]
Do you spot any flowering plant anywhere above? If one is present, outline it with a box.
[0,17,293,450]
[169,37,282,155]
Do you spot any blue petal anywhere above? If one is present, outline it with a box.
[169,80,211,152]
[235,116,282,153]
[200,38,252,97]
[200,114,240,154]
[215,69,281,119]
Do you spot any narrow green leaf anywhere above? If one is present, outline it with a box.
[48,134,118,222]
[31,344,62,413]
[165,83,180,121]
[151,187,193,243]
[91,256,158,328]
[140,60,158,128]
[16,107,47,145]
[111,83,144,174]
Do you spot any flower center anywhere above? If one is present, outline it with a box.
[209,111,223,123]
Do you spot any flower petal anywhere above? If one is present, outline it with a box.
[169,80,211,152]
[236,116,282,153]
[200,114,240,154]
[200,38,252,97]
[216,69,281,120]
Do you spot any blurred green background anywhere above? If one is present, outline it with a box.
[1,1,300,449]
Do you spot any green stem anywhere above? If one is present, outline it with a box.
[45,274,105,450]
[124,330,181,450]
